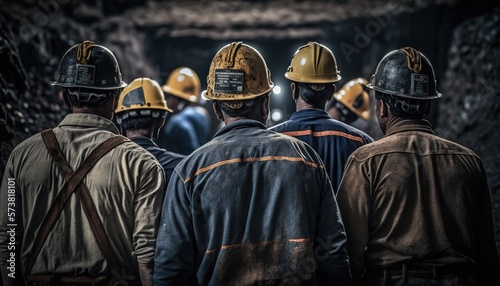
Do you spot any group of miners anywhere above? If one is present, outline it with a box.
[0,39,499,286]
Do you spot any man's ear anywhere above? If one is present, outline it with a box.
[291,82,299,101]
[378,99,388,118]
[327,83,336,102]
[262,94,270,118]
[212,101,224,121]
[61,89,72,108]
[157,114,166,129]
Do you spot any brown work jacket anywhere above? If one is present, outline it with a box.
[337,119,499,285]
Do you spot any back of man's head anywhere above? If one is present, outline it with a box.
[368,47,442,119]
[52,41,127,113]
[285,42,341,108]
[115,77,172,135]
[202,42,274,123]
[296,82,334,108]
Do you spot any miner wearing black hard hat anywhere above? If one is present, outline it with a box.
[337,47,500,285]
[269,42,373,192]
[0,41,165,285]
[154,41,352,285]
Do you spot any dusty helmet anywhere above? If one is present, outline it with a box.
[116,77,172,115]
[285,42,341,84]
[202,42,274,101]
[368,47,442,99]
[161,67,201,103]
[52,40,127,90]
[333,78,370,121]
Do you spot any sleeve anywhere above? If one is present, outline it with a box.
[314,164,352,286]
[0,154,24,286]
[336,156,371,286]
[154,169,196,285]
[132,162,166,263]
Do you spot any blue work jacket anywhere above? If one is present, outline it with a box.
[158,106,212,155]
[130,136,185,185]
[154,119,351,286]
[270,109,373,192]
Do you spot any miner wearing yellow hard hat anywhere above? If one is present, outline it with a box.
[269,42,373,191]
[115,77,185,186]
[157,67,212,155]
[153,42,352,285]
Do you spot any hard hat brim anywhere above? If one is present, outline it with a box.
[367,83,442,100]
[52,81,128,90]
[162,85,198,103]
[285,72,341,83]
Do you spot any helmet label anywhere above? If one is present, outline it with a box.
[75,64,96,86]
[214,69,244,94]
[410,73,428,96]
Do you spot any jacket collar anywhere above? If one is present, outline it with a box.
[214,119,267,138]
[290,108,331,120]
[58,113,120,134]
[385,119,435,137]
[130,136,157,147]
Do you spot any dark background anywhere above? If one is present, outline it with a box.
[1,0,499,256]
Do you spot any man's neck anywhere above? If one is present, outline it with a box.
[126,129,152,140]
[295,99,324,112]
[382,114,406,135]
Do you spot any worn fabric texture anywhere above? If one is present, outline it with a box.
[0,113,165,278]
[337,119,500,286]
[158,106,212,155]
[130,136,185,186]
[154,119,351,286]
[270,109,373,192]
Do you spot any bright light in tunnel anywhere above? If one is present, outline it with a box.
[271,109,283,122]
[273,85,281,94]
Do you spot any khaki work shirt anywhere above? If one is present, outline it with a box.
[0,113,165,278]
[337,119,499,285]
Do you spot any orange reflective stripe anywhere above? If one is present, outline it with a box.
[204,238,310,254]
[281,130,365,144]
[184,156,320,183]
[288,238,309,243]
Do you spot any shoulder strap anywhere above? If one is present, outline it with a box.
[27,129,128,281]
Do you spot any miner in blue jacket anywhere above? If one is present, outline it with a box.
[270,42,373,192]
[154,42,352,286]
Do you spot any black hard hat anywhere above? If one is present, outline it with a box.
[368,47,442,100]
[52,40,127,90]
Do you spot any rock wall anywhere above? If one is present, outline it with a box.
[437,9,500,249]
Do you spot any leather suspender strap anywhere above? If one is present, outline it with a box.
[27,129,128,281]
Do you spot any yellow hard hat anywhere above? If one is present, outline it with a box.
[116,77,172,114]
[202,42,274,101]
[162,67,201,103]
[333,78,370,121]
[285,42,341,83]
